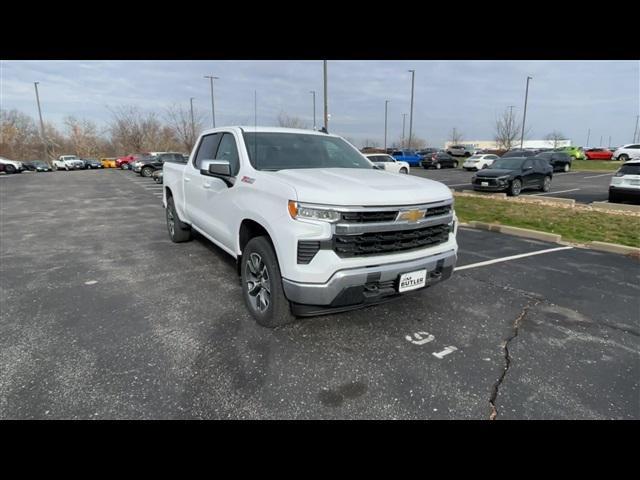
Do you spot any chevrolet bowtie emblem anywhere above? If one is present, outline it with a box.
[397,209,426,222]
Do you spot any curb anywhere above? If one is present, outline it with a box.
[591,201,640,213]
[587,241,640,256]
[466,221,562,243]
[524,196,576,206]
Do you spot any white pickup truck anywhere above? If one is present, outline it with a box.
[53,155,84,171]
[163,127,458,327]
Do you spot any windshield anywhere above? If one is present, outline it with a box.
[242,132,372,171]
[490,158,527,169]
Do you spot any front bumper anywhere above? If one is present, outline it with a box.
[282,248,456,315]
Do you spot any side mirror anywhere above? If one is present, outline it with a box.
[201,159,232,177]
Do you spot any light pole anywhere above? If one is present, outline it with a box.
[323,61,328,131]
[189,97,195,145]
[634,115,639,143]
[402,113,407,148]
[586,128,591,147]
[310,90,316,130]
[520,76,532,149]
[408,70,415,149]
[204,75,219,128]
[33,82,47,160]
[600,135,603,147]
[384,100,390,151]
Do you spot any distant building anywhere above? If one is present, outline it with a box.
[444,139,572,150]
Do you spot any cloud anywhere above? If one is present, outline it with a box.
[1,60,638,147]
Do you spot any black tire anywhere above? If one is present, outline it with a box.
[541,175,551,192]
[141,166,154,177]
[399,167,408,174]
[422,165,429,169]
[618,154,629,162]
[507,178,522,196]
[166,196,192,243]
[241,236,296,328]
[5,165,16,174]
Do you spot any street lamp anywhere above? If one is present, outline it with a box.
[310,90,316,130]
[204,75,219,128]
[323,61,329,131]
[384,100,390,151]
[33,82,47,160]
[408,70,415,149]
[402,113,407,148]
[520,76,533,149]
[190,97,195,144]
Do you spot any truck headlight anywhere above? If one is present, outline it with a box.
[288,201,341,223]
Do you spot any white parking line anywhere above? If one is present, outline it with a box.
[583,173,614,179]
[454,246,573,271]
[531,188,580,196]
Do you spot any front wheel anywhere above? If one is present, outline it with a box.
[5,165,16,174]
[399,167,408,174]
[618,154,629,162]
[141,166,153,177]
[241,236,297,328]
[507,178,522,196]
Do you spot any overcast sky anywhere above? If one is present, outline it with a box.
[1,60,638,148]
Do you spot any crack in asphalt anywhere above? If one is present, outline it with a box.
[489,298,541,420]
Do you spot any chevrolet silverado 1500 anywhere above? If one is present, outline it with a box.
[163,127,458,327]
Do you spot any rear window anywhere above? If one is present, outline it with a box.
[619,164,640,175]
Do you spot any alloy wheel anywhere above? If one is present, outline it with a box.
[245,253,271,313]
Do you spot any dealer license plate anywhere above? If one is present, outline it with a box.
[398,269,427,293]
[481,181,489,187]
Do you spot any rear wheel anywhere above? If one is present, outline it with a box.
[5,165,16,174]
[241,236,296,328]
[618,154,629,162]
[541,176,551,192]
[141,166,153,177]
[508,178,522,196]
[166,196,192,243]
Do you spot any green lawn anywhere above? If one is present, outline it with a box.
[454,195,640,248]
[572,159,623,172]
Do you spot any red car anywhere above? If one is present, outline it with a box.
[116,153,147,169]
[584,148,613,160]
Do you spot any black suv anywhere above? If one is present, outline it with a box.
[137,152,186,177]
[472,157,553,196]
[421,151,458,169]
[533,151,572,172]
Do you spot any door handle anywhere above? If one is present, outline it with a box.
[184,177,191,182]
[203,183,211,189]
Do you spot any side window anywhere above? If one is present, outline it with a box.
[194,133,222,169]
[215,133,240,176]
[523,159,533,169]
[630,145,640,149]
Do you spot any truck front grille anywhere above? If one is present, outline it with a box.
[333,224,450,258]
[341,211,398,223]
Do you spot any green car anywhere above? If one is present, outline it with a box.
[555,146,586,160]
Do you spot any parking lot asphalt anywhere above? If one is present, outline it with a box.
[410,166,615,204]
[1,170,638,419]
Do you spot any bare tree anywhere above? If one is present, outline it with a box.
[544,130,566,149]
[165,103,206,153]
[64,116,102,157]
[393,135,427,149]
[494,108,522,151]
[449,127,464,145]
[276,111,309,129]
[0,109,40,160]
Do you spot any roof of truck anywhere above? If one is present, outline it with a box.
[201,126,338,137]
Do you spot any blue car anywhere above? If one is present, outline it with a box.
[391,149,423,167]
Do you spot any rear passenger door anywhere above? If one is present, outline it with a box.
[521,159,539,186]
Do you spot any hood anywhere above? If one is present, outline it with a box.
[475,169,517,178]
[271,168,452,206]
